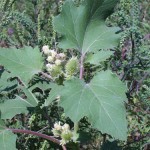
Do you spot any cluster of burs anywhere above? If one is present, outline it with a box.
[52,122,77,145]
[42,45,79,79]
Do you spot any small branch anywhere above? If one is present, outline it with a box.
[9,128,67,150]
[40,72,53,80]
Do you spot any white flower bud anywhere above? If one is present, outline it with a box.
[46,63,53,70]
[47,56,54,63]
[42,45,50,55]
[54,122,62,130]
[50,50,57,57]
[55,59,62,66]
[59,53,66,59]
[62,123,70,131]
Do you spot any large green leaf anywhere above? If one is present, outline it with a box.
[0,85,39,119]
[53,0,120,54]
[59,70,127,140]
[0,46,43,84]
[0,120,17,150]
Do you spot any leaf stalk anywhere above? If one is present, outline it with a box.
[79,54,84,80]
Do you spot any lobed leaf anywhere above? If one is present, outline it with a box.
[59,70,127,140]
[53,0,120,54]
[0,46,43,84]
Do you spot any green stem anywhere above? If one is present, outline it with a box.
[74,123,79,133]
[74,54,85,133]
[79,54,84,80]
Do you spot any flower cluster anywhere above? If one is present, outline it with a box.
[52,122,74,145]
[42,45,79,79]
[42,45,66,78]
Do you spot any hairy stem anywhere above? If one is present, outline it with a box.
[9,128,67,150]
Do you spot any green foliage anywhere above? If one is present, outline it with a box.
[0,70,17,92]
[54,0,120,53]
[52,0,128,141]
[0,85,39,119]
[0,0,58,47]
[44,83,61,106]
[59,70,127,140]
[0,130,17,150]
[0,97,29,119]
[0,120,17,150]
[85,50,114,65]
[0,0,149,149]
[0,46,43,83]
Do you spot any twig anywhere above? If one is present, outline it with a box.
[9,128,67,150]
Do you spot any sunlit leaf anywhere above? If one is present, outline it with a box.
[59,70,127,140]
[54,0,120,54]
[0,46,43,84]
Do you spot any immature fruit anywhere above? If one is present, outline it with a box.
[61,130,73,142]
[51,65,62,77]
[52,129,62,137]
[65,57,79,76]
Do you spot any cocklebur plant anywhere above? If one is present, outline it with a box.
[0,0,128,149]
[43,45,79,80]
[52,122,76,145]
